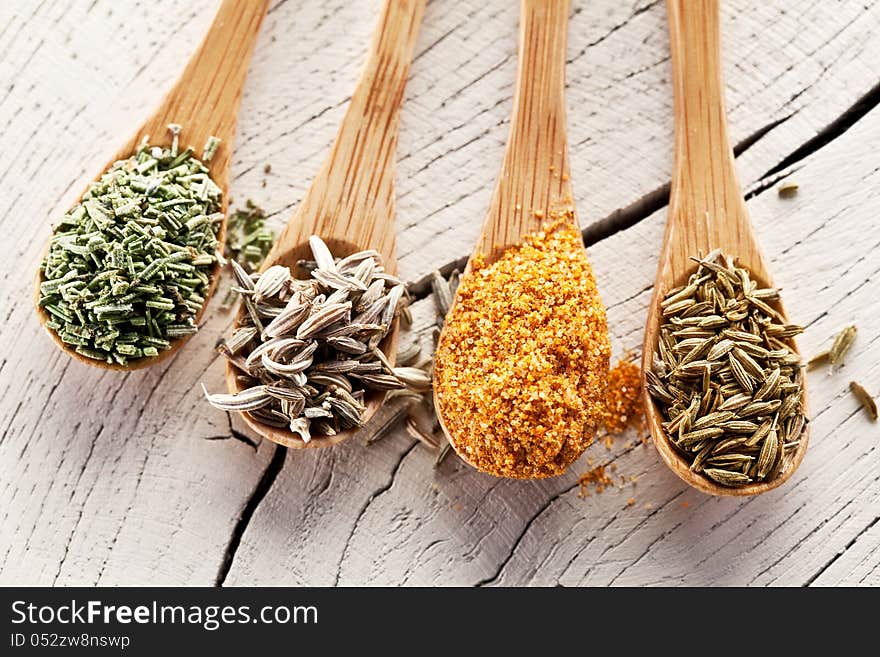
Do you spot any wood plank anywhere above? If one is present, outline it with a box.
[1,0,878,585]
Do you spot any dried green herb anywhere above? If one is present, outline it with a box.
[202,136,221,163]
[647,250,807,488]
[224,199,275,273]
[38,125,222,365]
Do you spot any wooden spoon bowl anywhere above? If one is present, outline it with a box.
[34,0,268,371]
[226,0,425,449]
[641,0,809,496]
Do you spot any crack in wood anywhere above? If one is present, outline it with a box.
[735,111,799,156]
[700,494,758,537]
[567,0,662,63]
[802,254,880,335]
[605,512,688,586]
[746,500,830,585]
[215,411,260,450]
[405,111,797,300]
[552,511,620,586]
[579,485,687,586]
[0,400,23,448]
[215,444,288,586]
[412,14,471,64]
[333,439,420,586]
[233,95,352,168]
[51,422,103,585]
[202,433,259,451]
[473,483,577,586]
[41,358,73,413]
[476,441,644,587]
[91,380,173,585]
[267,0,291,17]
[606,283,653,312]
[409,118,509,179]
[401,537,447,586]
[444,54,515,105]
[762,79,880,181]
[804,511,880,587]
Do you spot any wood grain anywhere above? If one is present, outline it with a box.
[33,0,269,371]
[1,0,879,587]
[474,0,574,261]
[642,0,807,496]
[260,0,426,271]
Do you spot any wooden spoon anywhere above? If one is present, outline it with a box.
[472,0,575,263]
[641,0,809,496]
[34,0,269,371]
[226,0,426,449]
[434,0,583,469]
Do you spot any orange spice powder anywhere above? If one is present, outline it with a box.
[578,465,613,497]
[578,359,646,498]
[599,358,645,436]
[434,220,610,479]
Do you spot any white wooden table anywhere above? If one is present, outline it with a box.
[2,0,879,587]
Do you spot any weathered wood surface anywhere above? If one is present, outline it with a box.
[1,0,878,586]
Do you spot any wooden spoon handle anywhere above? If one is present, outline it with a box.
[133,0,269,179]
[477,0,574,260]
[270,0,426,266]
[664,0,759,284]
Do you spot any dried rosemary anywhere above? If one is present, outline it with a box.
[224,199,275,274]
[647,250,808,488]
[38,125,222,365]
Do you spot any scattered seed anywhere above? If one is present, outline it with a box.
[829,325,857,366]
[777,181,799,198]
[850,381,878,421]
[703,468,752,487]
